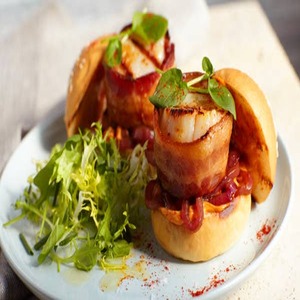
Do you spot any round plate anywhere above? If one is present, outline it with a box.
[0,101,293,299]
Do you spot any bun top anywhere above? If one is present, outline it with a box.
[214,68,277,203]
[65,35,112,137]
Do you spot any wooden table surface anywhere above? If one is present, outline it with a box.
[0,1,299,299]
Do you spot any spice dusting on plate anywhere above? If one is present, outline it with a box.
[188,275,225,297]
[256,219,277,243]
[187,264,237,297]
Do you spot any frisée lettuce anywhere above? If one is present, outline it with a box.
[4,124,151,271]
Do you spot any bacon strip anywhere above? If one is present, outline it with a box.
[154,110,233,199]
[104,34,175,129]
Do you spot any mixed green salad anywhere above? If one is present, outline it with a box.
[4,124,152,271]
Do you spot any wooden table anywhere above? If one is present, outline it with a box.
[0,1,299,299]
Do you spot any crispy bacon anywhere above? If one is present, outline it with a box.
[104,33,175,129]
[154,109,233,199]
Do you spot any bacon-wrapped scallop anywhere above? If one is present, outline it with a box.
[65,12,175,148]
[103,22,175,129]
[145,58,277,262]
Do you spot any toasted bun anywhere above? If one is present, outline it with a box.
[151,194,251,262]
[214,69,277,203]
[65,35,113,137]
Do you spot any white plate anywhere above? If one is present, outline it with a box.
[0,101,293,300]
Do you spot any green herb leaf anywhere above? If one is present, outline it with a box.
[149,68,188,108]
[34,233,50,251]
[107,239,132,258]
[33,152,59,203]
[208,78,236,119]
[73,243,99,271]
[104,11,168,67]
[19,233,34,256]
[202,56,214,76]
[59,231,77,247]
[150,57,236,119]
[131,11,168,44]
[38,223,65,264]
[104,37,122,68]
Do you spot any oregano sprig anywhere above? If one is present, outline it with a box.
[104,11,168,68]
[149,57,236,119]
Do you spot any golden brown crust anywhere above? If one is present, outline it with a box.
[64,35,113,137]
[214,68,277,203]
[151,194,251,262]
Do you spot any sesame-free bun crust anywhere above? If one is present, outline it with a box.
[214,69,277,203]
[65,35,113,137]
[151,194,251,262]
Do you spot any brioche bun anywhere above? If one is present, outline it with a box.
[214,69,277,203]
[152,194,251,262]
[65,35,113,137]
[151,68,277,262]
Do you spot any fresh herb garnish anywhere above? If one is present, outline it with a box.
[104,11,168,67]
[131,11,168,45]
[4,124,151,271]
[149,68,189,108]
[104,37,122,68]
[149,57,236,119]
[19,233,34,256]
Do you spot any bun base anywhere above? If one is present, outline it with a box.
[151,194,251,262]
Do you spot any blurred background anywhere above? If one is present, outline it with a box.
[0,0,299,77]
[0,0,300,76]
[207,0,300,77]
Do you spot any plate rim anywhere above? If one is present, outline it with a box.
[0,104,294,300]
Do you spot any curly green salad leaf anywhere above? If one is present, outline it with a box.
[4,124,151,271]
